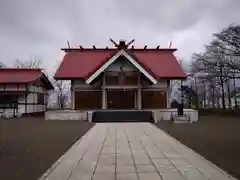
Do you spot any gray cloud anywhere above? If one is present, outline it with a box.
[114,0,240,32]
[0,0,240,75]
[114,0,210,32]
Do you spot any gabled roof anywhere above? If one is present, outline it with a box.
[55,42,186,81]
[86,49,158,84]
[0,68,54,90]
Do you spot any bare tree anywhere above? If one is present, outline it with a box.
[14,58,43,68]
[53,80,69,109]
[0,62,5,68]
[191,40,231,110]
[169,59,188,103]
[191,54,211,108]
[51,60,70,109]
[214,24,240,56]
[212,25,240,75]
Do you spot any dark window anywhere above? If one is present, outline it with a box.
[0,95,18,109]
[37,94,45,104]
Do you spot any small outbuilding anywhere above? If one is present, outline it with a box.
[0,68,54,118]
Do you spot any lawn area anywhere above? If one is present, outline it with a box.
[0,117,94,180]
[156,115,240,179]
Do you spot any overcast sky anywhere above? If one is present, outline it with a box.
[0,0,240,75]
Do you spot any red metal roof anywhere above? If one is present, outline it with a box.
[0,68,54,89]
[55,48,186,80]
[132,50,186,79]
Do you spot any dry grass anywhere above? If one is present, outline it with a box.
[156,115,240,179]
[0,117,93,180]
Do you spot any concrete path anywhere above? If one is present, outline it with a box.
[40,123,237,180]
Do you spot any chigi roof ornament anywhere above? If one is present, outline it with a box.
[110,38,135,49]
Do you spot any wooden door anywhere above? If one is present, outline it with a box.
[75,91,101,110]
[107,90,135,109]
[142,91,167,109]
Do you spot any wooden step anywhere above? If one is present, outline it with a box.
[92,111,153,123]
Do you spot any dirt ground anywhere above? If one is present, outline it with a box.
[0,117,93,180]
[156,115,240,179]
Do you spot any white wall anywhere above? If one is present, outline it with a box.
[153,109,198,122]
[18,94,45,114]
[28,84,47,93]
[0,84,26,91]
[45,110,87,120]
[1,84,48,117]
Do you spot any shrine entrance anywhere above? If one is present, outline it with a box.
[107,89,136,109]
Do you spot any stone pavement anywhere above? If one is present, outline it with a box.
[40,123,237,180]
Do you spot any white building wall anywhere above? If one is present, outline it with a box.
[0,84,26,91]
[28,84,47,93]
[18,95,27,114]
[1,84,48,117]
[27,84,46,113]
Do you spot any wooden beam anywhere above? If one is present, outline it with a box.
[169,41,172,49]
[25,84,28,114]
[110,38,118,47]
[126,39,135,47]
[16,84,19,115]
[67,41,70,48]
[3,84,6,109]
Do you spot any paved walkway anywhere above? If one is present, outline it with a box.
[41,123,236,180]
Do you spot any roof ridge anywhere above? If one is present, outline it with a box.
[61,48,177,52]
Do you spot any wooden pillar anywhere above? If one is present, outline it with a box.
[134,91,137,109]
[166,81,170,108]
[3,84,6,110]
[102,90,106,109]
[102,73,107,109]
[25,84,28,114]
[167,89,170,108]
[71,81,75,110]
[16,84,19,116]
[137,88,142,109]
[137,72,142,110]
[71,90,75,110]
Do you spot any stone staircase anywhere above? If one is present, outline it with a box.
[92,110,154,123]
